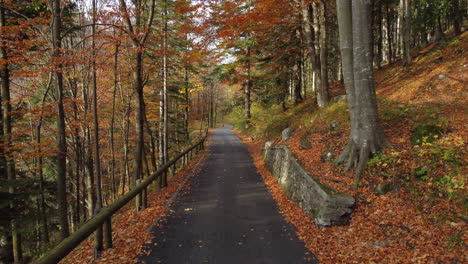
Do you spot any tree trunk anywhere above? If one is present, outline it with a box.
[335,0,389,188]
[133,50,145,191]
[376,0,383,69]
[319,1,329,101]
[244,46,252,126]
[386,4,393,64]
[91,0,103,253]
[453,0,461,35]
[0,1,18,263]
[160,0,169,187]
[400,0,411,65]
[110,35,119,200]
[35,75,53,244]
[293,59,303,105]
[51,0,70,240]
[301,0,327,108]
[121,100,131,195]
[184,67,190,142]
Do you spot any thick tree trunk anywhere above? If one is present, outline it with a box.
[336,0,389,188]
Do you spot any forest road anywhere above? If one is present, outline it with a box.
[138,125,317,264]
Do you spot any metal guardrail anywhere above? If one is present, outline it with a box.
[37,132,208,264]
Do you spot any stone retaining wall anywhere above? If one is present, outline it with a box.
[263,143,355,226]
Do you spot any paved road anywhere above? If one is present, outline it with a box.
[139,126,316,264]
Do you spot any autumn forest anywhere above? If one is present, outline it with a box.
[0,0,466,263]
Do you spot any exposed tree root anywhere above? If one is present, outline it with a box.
[335,138,390,189]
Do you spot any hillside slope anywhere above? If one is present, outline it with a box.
[234,32,467,263]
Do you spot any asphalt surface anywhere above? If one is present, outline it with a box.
[139,126,317,264]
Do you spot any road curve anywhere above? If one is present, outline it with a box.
[139,126,317,264]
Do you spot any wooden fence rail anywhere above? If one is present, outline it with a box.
[37,132,208,264]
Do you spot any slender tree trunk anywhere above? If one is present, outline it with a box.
[386,4,393,64]
[91,0,103,252]
[159,89,164,172]
[376,0,383,69]
[319,1,329,100]
[370,1,375,66]
[301,0,327,108]
[160,0,169,187]
[293,59,303,105]
[121,100,131,195]
[453,0,461,35]
[184,67,190,142]
[51,0,70,240]
[244,46,252,126]
[0,4,23,263]
[400,0,411,65]
[35,75,52,244]
[0,102,13,264]
[336,0,389,188]
[133,50,145,193]
[110,37,119,200]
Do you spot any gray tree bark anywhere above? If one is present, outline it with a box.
[160,0,169,187]
[244,46,252,127]
[91,0,103,253]
[318,0,329,101]
[335,0,389,188]
[300,0,328,108]
[400,0,411,65]
[51,0,70,240]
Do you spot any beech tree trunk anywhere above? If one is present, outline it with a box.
[400,0,411,65]
[453,0,461,35]
[91,0,103,253]
[160,0,169,187]
[244,46,252,127]
[301,0,328,108]
[184,67,190,142]
[335,0,389,188]
[376,0,383,69]
[51,0,70,240]
[119,0,156,193]
[319,1,329,101]
[293,58,303,105]
[386,4,394,64]
[35,75,52,244]
[110,33,119,200]
[0,3,20,261]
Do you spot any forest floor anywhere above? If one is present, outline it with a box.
[59,145,209,264]
[233,32,467,263]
